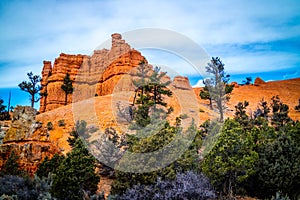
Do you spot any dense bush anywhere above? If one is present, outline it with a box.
[201,119,258,196]
[58,119,65,127]
[111,121,202,195]
[111,171,216,200]
[47,122,53,130]
[36,154,64,178]
[201,98,300,199]
[51,135,100,200]
[0,151,23,176]
[0,175,53,200]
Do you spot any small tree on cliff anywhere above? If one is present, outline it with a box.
[0,98,10,121]
[61,73,73,105]
[202,57,233,122]
[295,98,300,111]
[18,72,42,108]
[131,62,172,128]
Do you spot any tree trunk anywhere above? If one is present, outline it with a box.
[65,92,68,105]
[209,98,213,110]
[31,94,34,108]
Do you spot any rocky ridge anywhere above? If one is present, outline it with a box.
[40,33,146,112]
[0,106,60,175]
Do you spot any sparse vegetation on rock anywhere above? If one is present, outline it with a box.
[61,73,74,105]
[18,72,42,108]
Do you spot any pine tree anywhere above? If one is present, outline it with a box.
[270,95,292,129]
[111,120,201,195]
[36,154,64,178]
[131,63,172,128]
[202,57,233,121]
[234,101,251,128]
[201,119,258,197]
[199,84,213,109]
[61,73,73,105]
[242,77,252,85]
[18,72,42,108]
[1,151,22,176]
[295,98,300,111]
[0,98,10,121]
[51,138,100,199]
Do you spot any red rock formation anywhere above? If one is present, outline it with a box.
[40,33,145,112]
[0,106,60,175]
[172,76,192,90]
[254,77,266,86]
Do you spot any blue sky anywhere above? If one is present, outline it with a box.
[0,0,300,108]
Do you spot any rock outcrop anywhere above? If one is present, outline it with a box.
[0,106,60,175]
[40,33,145,112]
[254,77,266,86]
[172,76,192,90]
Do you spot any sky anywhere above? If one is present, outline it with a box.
[0,0,300,108]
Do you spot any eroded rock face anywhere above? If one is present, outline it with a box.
[4,106,37,142]
[172,76,192,90]
[40,33,145,112]
[254,77,266,86]
[0,106,60,175]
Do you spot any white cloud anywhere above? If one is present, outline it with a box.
[0,0,299,87]
[192,79,205,88]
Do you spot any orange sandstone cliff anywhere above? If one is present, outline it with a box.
[40,33,146,112]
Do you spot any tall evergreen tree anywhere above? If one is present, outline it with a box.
[61,73,73,105]
[131,63,172,128]
[18,72,42,107]
[51,126,100,200]
[270,95,292,129]
[202,57,233,121]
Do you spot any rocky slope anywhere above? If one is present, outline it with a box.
[0,106,60,175]
[193,77,300,121]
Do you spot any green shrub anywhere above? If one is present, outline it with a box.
[46,122,53,130]
[51,139,100,200]
[58,119,65,127]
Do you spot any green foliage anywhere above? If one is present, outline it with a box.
[234,101,251,128]
[18,72,42,107]
[0,98,10,121]
[242,77,252,85]
[58,119,65,127]
[294,98,300,111]
[270,96,292,130]
[36,154,64,178]
[131,62,173,128]
[51,139,100,200]
[199,85,213,109]
[202,57,232,121]
[253,98,270,121]
[111,121,201,195]
[61,73,74,105]
[201,119,258,196]
[46,122,53,130]
[67,120,87,147]
[203,99,300,199]
[1,151,22,176]
[249,122,300,199]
